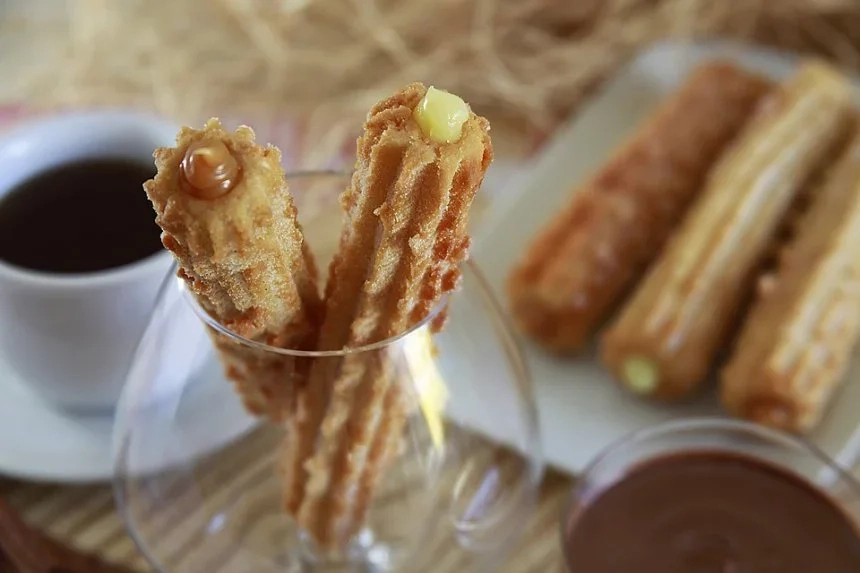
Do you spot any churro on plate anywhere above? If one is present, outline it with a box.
[721,126,860,434]
[600,60,853,401]
[145,118,323,421]
[280,83,492,548]
[506,61,771,353]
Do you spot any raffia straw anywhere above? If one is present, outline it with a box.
[1,0,859,165]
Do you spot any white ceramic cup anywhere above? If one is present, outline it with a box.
[0,111,177,411]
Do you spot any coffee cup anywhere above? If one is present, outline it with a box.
[0,111,176,411]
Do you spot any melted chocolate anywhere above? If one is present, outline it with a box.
[565,452,860,573]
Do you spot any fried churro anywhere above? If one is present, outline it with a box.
[600,60,853,401]
[721,127,860,434]
[145,118,322,421]
[280,84,492,548]
[507,62,772,352]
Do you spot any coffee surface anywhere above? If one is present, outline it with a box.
[565,451,860,573]
[0,158,161,274]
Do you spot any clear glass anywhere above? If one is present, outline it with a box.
[562,417,860,572]
[112,171,543,572]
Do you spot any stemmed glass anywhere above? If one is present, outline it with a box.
[112,171,543,572]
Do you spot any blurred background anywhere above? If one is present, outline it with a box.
[2,0,860,171]
[3,0,858,233]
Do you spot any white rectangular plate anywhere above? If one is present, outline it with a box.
[470,40,860,475]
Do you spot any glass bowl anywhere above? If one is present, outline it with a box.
[562,418,860,572]
[112,171,543,572]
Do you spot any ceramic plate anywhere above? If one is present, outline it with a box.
[470,40,860,475]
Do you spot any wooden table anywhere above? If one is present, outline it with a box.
[0,426,572,573]
[2,420,859,573]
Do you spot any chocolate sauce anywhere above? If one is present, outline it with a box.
[565,452,860,573]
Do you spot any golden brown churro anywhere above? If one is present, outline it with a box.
[721,127,860,434]
[507,62,772,352]
[280,84,492,548]
[145,118,322,421]
[600,60,853,401]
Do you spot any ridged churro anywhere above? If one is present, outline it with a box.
[507,61,772,352]
[145,118,323,421]
[721,127,860,434]
[280,84,492,548]
[600,60,853,401]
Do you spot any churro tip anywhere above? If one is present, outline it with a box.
[202,117,224,131]
[621,357,658,395]
[798,58,845,78]
[413,85,471,144]
[234,125,257,144]
[198,118,256,143]
[793,59,853,99]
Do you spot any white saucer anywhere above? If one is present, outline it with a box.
[0,347,259,484]
[0,361,115,483]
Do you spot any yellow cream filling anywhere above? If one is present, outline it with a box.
[413,86,470,144]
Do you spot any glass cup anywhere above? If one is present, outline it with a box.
[112,171,544,572]
[562,417,860,572]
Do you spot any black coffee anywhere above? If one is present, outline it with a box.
[0,158,162,274]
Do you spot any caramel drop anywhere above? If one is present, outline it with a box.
[180,139,241,199]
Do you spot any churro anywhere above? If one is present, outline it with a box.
[600,60,853,401]
[145,118,322,421]
[507,61,772,352]
[721,127,860,434]
[280,84,492,548]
